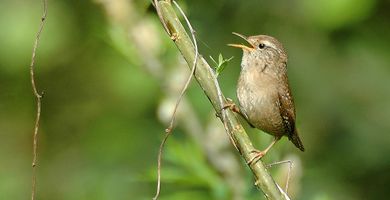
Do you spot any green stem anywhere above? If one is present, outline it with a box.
[157,1,289,199]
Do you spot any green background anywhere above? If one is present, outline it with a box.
[0,0,389,199]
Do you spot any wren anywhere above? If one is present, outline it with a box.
[227,32,304,164]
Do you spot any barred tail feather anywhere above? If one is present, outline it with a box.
[290,129,305,151]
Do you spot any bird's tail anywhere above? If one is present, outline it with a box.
[289,129,305,152]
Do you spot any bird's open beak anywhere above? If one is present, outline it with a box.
[228,32,255,51]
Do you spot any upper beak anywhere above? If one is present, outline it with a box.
[228,32,255,51]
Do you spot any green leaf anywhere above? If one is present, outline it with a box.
[209,54,234,77]
[209,55,218,67]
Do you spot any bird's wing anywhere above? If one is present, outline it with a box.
[277,90,296,135]
[277,90,305,151]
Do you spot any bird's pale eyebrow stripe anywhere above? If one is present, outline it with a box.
[262,40,276,49]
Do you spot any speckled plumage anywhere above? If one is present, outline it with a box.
[233,34,304,152]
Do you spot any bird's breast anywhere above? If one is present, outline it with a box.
[237,71,284,135]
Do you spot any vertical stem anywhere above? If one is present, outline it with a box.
[30,0,47,199]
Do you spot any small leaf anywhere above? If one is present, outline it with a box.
[217,62,227,75]
[210,54,234,77]
[225,56,234,62]
[209,56,218,68]
[217,57,234,76]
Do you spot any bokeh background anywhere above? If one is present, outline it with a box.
[1,0,389,199]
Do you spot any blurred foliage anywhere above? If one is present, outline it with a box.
[0,0,389,199]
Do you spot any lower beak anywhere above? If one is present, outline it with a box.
[228,32,255,51]
[227,44,254,51]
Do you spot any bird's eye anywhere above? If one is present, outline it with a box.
[259,43,266,49]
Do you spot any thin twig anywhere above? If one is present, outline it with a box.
[152,130,170,200]
[30,0,47,200]
[166,0,199,132]
[266,160,293,194]
[153,1,199,199]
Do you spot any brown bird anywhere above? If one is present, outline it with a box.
[227,32,304,164]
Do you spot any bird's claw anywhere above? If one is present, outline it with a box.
[222,98,240,113]
[247,149,266,165]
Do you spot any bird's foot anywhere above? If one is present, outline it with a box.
[247,137,280,165]
[222,98,240,113]
[247,149,266,165]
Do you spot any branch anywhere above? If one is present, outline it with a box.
[30,0,47,200]
[156,1,290,199]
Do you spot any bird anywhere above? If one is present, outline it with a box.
[227,32,304,164]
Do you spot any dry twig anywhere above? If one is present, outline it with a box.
[266,160,293,193]
[29,0,47,200]
[153,1,199,199]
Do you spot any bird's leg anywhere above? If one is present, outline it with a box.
[247,136,281,165]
